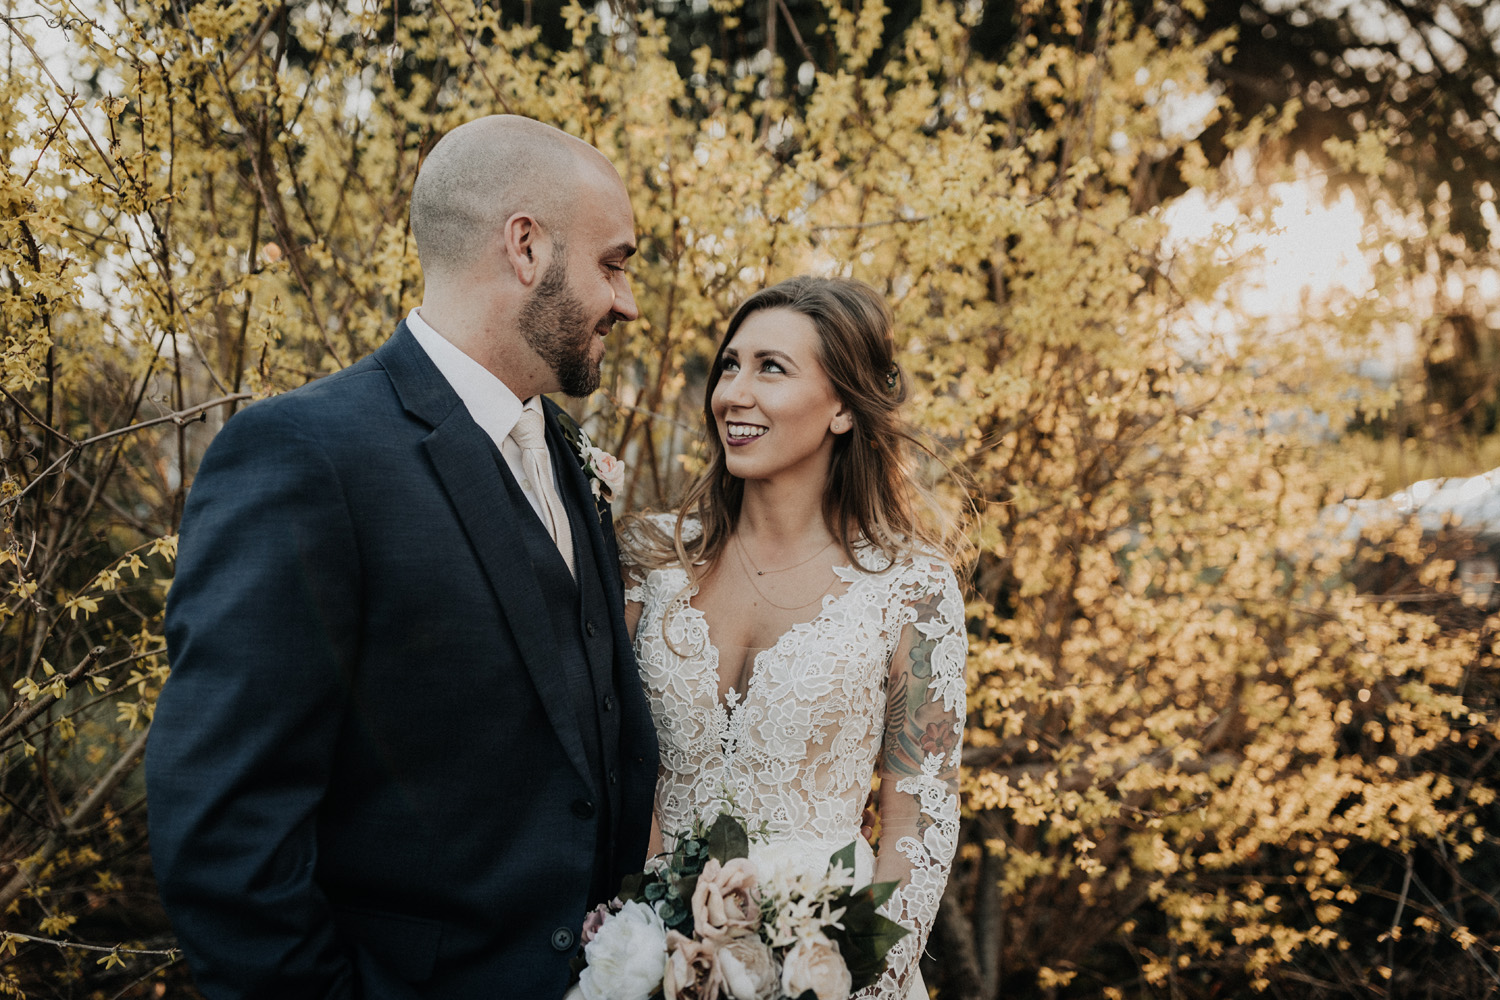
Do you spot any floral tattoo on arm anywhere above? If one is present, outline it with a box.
[882,591,961,835]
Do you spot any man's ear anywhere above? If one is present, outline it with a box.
[503,213,542,286]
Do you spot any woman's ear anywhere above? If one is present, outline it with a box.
[831,409,853,435]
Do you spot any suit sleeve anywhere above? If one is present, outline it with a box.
[146,402,361,1000]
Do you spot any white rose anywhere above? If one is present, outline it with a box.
[578,900,668,1000]
[780,932,852,1000]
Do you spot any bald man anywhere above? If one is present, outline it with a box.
[146,116,660,1000]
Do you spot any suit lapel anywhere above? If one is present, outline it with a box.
[377,325,593,788]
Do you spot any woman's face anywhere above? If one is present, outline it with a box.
[711,307,850,486]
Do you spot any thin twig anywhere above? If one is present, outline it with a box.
[429,0,512,113]
[0,646,105,745]
[106,955,183,1000]
[0,930,177,960]
[1387,852,1414,979]
[811,215,932,232]
[775,0,817,68]
[0,15,121,185]
[2,393,253,508]
[0,386,76,447]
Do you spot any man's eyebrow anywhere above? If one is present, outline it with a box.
[606,242,637,260]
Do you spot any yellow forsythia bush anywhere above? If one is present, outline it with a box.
[1,0,1494,996]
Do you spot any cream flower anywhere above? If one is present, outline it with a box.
[577,901,668,1000]
[717,933,780,1000]
[780,932,852,1000]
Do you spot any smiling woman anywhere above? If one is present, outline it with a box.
[617,275,966,1000]
[712,307,850,486]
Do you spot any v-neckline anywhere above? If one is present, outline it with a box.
[678,564,858,719]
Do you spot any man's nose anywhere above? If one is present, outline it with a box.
[611,279,639,323]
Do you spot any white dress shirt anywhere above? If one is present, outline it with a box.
[405,308,559,529]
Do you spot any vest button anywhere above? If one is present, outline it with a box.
[571,799,595,819]
[586,620,598,636]
[603,694,615,712]
[608,769,618,785]
[551,927,575,952]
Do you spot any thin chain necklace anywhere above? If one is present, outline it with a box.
[734,533,836,576]
[732,536,838,611]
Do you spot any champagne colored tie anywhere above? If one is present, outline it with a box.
[511,408,576,577]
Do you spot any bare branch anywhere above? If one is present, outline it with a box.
[2,393,253,509]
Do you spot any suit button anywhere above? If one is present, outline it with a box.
[571,799,595,819]
[603,694,615,712]
[608,769,618,785]
[586,620,598,636]
[551,927,575,952]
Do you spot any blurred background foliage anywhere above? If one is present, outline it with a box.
[1,0,1498,997]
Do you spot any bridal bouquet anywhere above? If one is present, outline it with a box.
[566,813,908,1000]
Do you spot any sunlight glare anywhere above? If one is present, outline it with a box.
[1165,178,1372,323]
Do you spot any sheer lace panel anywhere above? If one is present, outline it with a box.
[625,515,966,998]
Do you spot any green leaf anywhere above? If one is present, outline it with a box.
[827,885,911,990]
[706,812,749,862]
[658,898,684,925]
[618,872,645,902]
[828,840,857,876]
[674,874,700,913]
[863,878,900,910]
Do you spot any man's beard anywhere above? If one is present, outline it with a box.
[518,245,602,397]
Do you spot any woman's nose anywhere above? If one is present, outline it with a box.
[717,371,753,407]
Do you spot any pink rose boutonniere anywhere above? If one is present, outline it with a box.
[583,445,625,502]
[555,411,625,506]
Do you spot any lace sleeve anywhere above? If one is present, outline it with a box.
[620,512,687,605]
[622,561,649,606]
[859,555,967,998]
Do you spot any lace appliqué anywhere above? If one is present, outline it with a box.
[626,516,966,998]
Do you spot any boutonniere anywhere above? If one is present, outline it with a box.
[555,411,625,505]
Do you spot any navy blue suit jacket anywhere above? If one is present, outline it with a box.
[146,324,658,999]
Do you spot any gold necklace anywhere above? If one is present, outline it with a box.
[733,534,836,576]
[732,537,838,611]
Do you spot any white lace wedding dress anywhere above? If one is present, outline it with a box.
[626,517,967,999]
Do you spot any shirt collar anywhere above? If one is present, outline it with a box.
[405,308,542,446]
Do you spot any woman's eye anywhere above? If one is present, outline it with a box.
[721,358,740,372]
[761,360,785,374]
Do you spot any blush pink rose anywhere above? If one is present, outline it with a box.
[691,857,761,942]
[663,930,721,1000]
